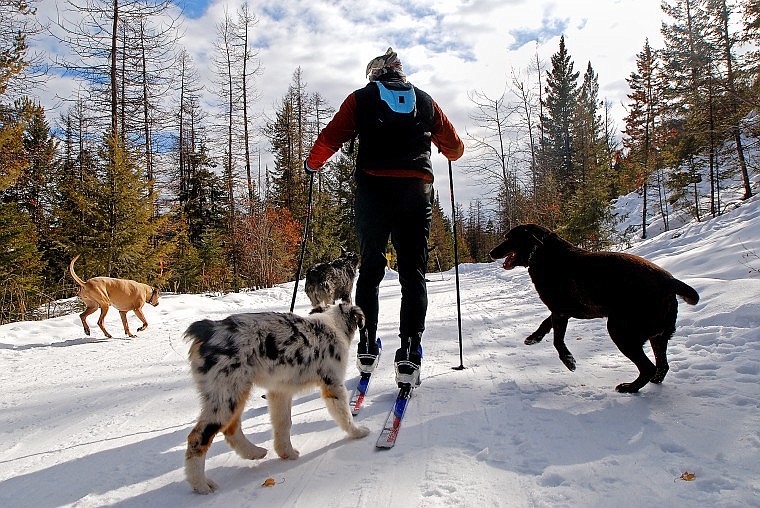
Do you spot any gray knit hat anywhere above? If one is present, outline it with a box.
[366,47,405,81]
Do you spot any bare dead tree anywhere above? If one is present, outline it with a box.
[510,68,540,201]
[464,88,522,230]
[211,8,242,288]
[234,2,261,216]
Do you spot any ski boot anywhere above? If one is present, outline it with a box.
[394,342,423,388]
[357,331,382,374]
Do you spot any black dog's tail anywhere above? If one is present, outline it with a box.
[672,279,699,305]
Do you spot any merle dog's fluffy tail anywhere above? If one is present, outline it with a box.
[672,279,699,305]
[184,319,217,344]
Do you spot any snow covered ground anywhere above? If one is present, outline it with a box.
[1,190,759,507]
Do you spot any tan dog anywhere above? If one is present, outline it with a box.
[69,254,160,338]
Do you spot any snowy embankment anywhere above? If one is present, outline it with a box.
[1,189,759,507]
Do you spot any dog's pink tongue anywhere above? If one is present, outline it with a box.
[502,254,515,269]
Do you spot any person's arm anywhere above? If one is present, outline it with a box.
[306,93,358,170]
[431,101,464,161]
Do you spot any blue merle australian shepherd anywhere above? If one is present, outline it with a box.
[183,302,369,494]
[304,248,359,308]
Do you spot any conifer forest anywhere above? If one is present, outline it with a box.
[1,0,758,323]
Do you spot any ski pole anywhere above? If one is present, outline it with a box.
[290,172,315,313]
[448,160,465,370]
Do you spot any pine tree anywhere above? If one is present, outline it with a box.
[266,94,299,210]
[561,174,615,251]
[212,9,242,289]
[264,71,312,217]
[0,201,42,323]
[54,105,95,283]
[0,101,45,321]
[0,102,26,193]
[306,189,342,265]
[13,101,56,231]
[452,203,472,264]
[323,142,359,252]
[563,62,614,248]
[83,134,156,280]
[427,192,454,272]
[663,131,704,221]
[184,140,227,247]
[197,228,232,292]
[540,35,580,198]
[165,222,202,293]
[624,40,664,239]
[17,100,61,287]
[661,0,713,103]
[705,0,752,199]
[661,0,721,216]
[573,63,604,187]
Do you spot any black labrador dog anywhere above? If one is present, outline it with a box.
[489,224,699,393]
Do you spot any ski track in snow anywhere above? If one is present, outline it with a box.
[1,194,759,507]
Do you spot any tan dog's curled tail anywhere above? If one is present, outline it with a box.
[69,254,86,287]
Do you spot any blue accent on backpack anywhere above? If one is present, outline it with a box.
[376,82,416,114]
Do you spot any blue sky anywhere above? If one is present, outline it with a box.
[33,0,666,206]
[175,0,212,19]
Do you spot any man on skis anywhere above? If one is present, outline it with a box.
[305,47,464,387]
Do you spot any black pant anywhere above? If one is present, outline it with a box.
[354,171,433,346]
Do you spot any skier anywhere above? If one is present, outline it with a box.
[305,47,463,387]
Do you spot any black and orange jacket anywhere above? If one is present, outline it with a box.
[306,81,464,182]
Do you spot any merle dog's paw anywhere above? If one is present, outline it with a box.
[349,425,370,438]
[239,443,267,460]
[276,445,300,460]
[192,478,219,495]
[560,353,576,371]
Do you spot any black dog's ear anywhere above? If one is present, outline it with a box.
[526,224,553,245]
[529,232,545,245]
[351,306,366,329]
[309,305,327,315]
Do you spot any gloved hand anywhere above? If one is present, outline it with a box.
[304,160,319,174]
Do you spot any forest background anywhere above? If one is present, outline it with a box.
[0,0,758,324]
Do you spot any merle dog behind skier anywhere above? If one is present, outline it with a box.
[304,247,359,308]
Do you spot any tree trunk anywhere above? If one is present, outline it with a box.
[139,21,155,218]
[110,0,118,138]
[241,13,254,215]
[224,34,239,290]
[178,57,186,208]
